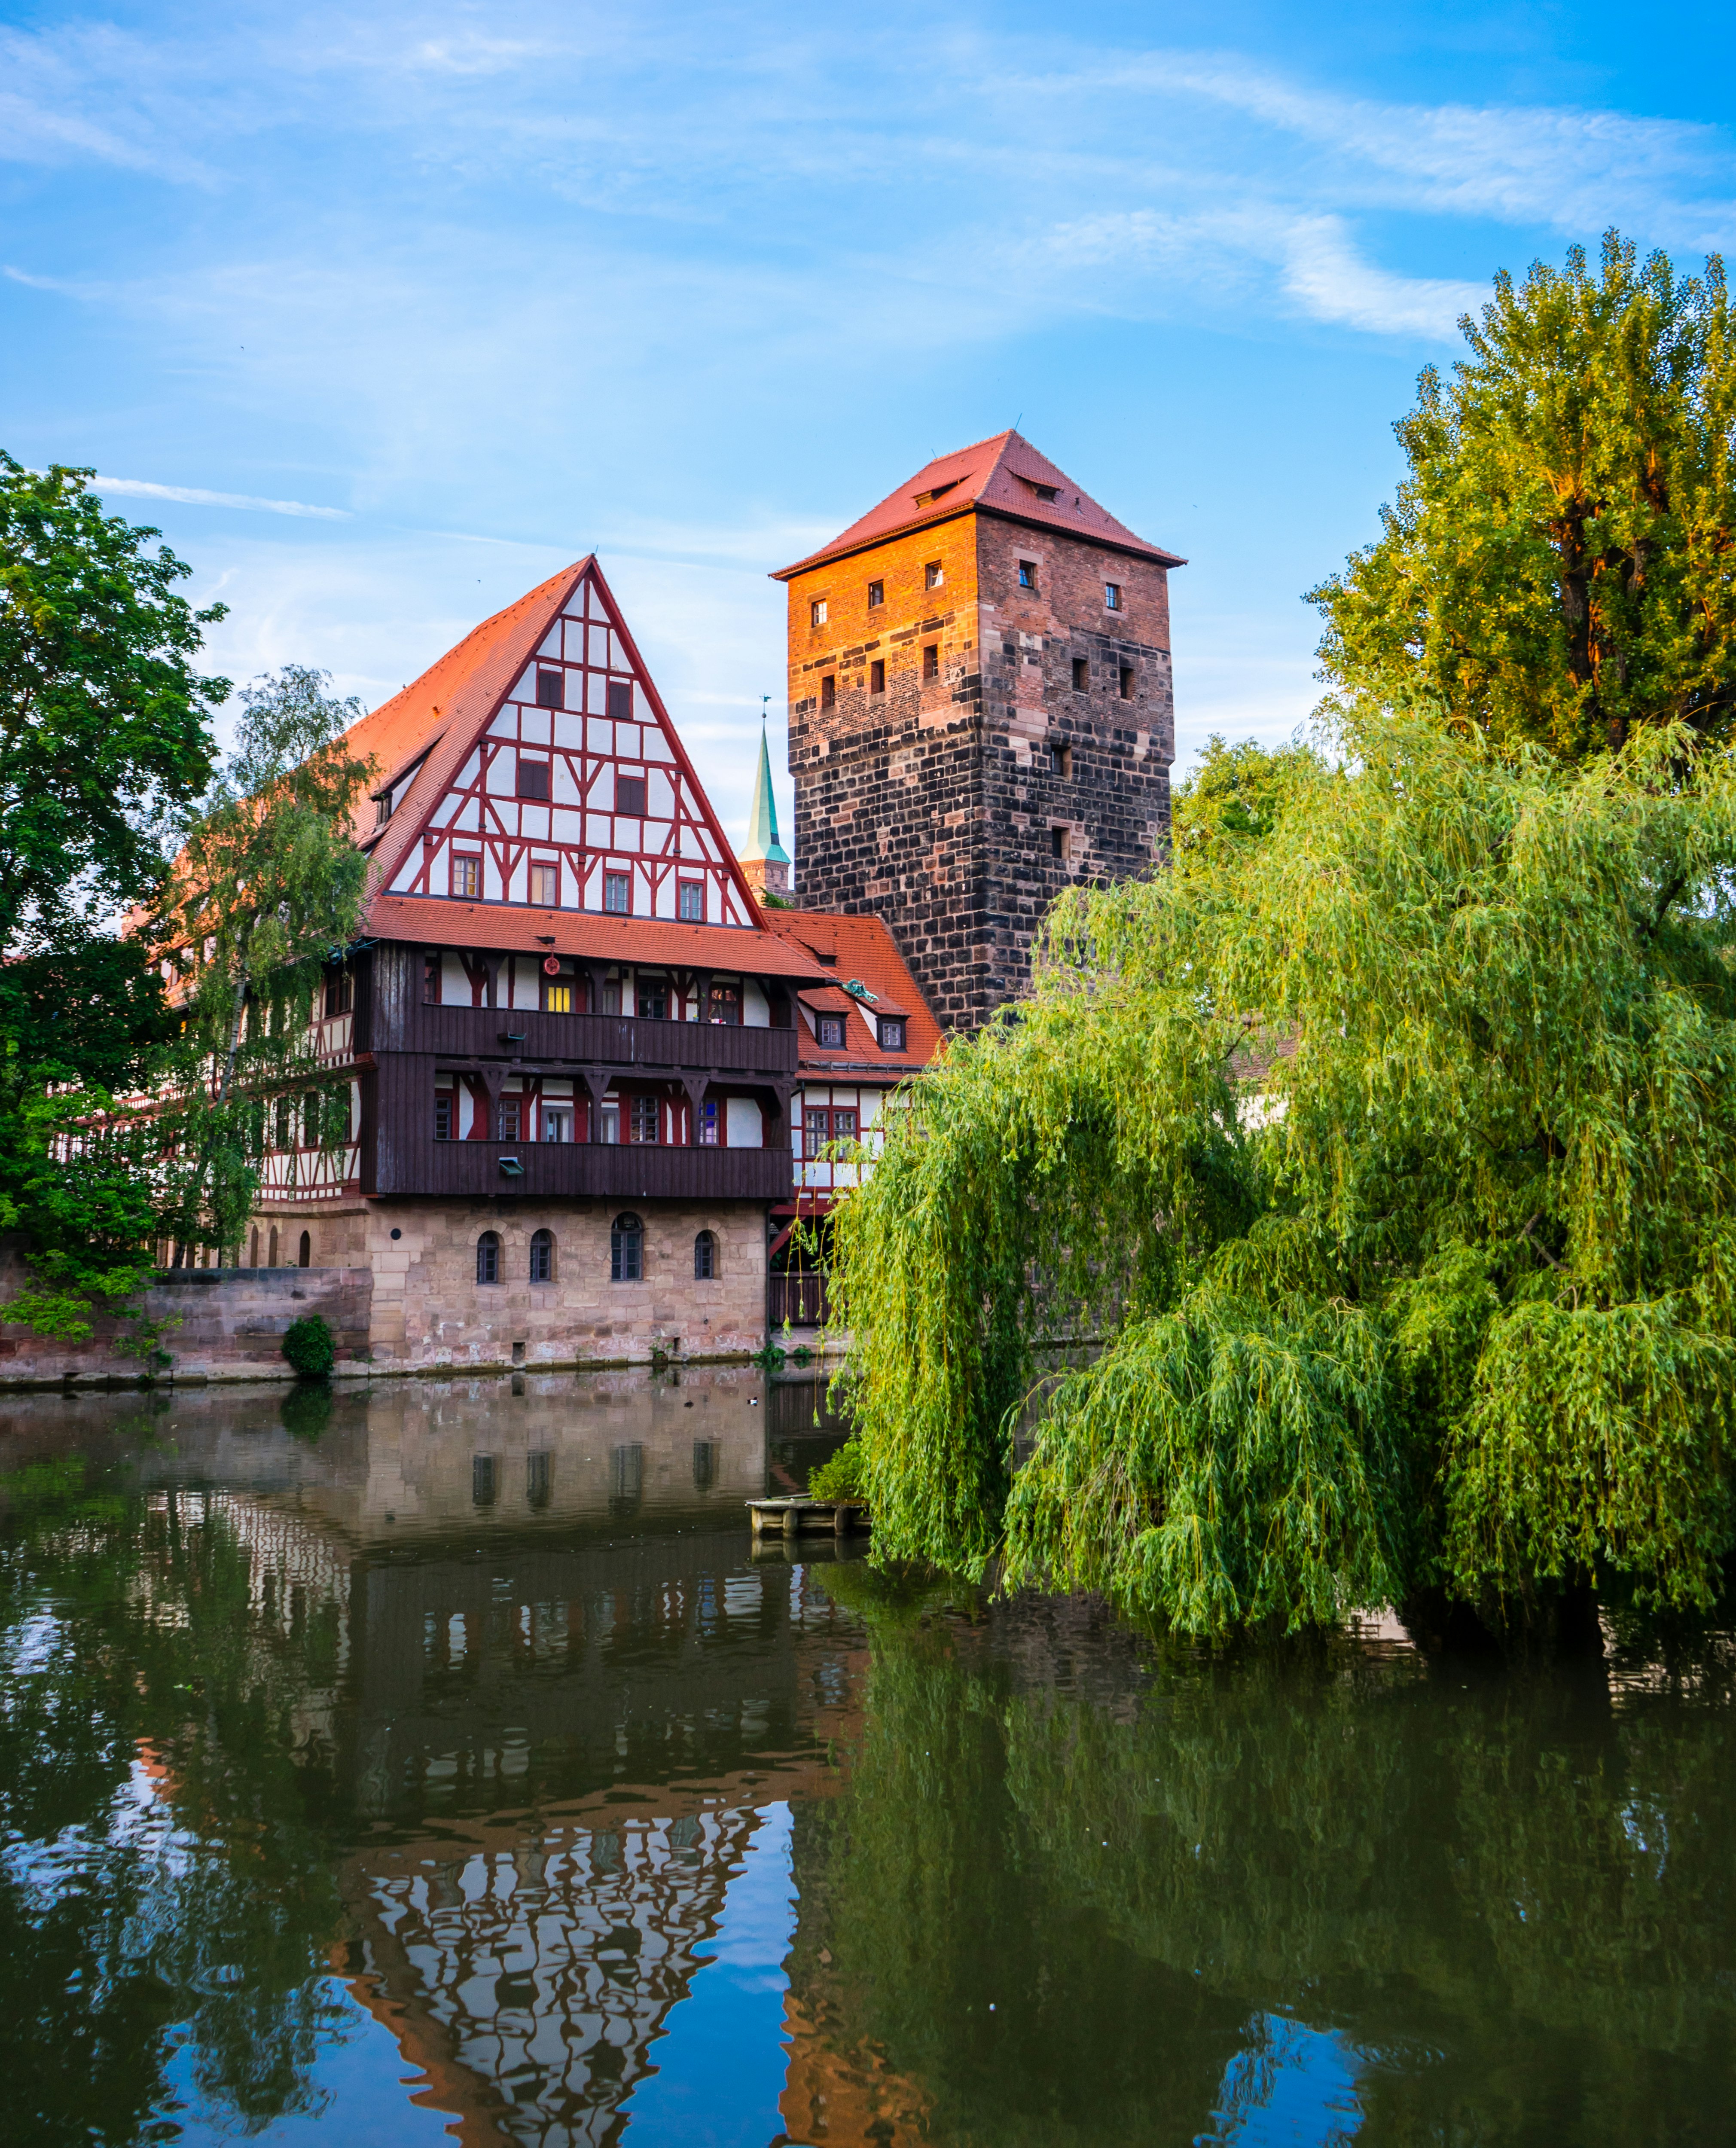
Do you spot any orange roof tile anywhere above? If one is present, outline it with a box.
[759,908,943,1074]
[369,895,835,980]
[771,430,1184,580]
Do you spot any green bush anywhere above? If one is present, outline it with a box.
[281,1312,335,1379]
[808,1437,866,1502]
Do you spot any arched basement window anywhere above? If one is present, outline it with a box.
[693,1230,716,1280]
[611,1212,643,1283]
[477,1230,501,1285]
[529,1228,555,1284]
[298,1230,311,1269]
[268,1227,279,1267]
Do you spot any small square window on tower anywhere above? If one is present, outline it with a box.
[516,757,550,800]
[1104,582,1123,611]
[867,579,884,609]
[811,597,828,628]
[922,643,939,682]
[1120,665,1136,699]
[1018,560,1037,589]
[604,872,631,914]
[678,879,705,921]
[821,674,836,711]
[1051,825,1071,863]
[535,668,564,710]
[924,561,943,590]
[529,863,558,906]
[614,772,647,818]
[870,659,885,694]
[606,680,633,720]
[1071,657,1088,691]
[451,853,480,900]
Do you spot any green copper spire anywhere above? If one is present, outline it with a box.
[741,722,791,895]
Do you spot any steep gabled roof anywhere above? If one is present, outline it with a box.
[770,430,1184,581]
[348,557,771,945]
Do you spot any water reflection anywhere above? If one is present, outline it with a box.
[0,1378,1733,2145]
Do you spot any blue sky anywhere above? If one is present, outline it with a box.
[4,0,1734,851]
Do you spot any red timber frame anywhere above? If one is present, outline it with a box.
[385,564,758,931]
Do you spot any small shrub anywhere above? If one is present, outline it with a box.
[282,1313,336,1379]
[808,1437,866,1502]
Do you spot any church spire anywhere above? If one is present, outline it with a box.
[739,722,791,899]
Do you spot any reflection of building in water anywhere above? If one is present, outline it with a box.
[346,1809,764,2148]
[10,1378,866,2143]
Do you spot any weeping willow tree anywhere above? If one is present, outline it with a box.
[830,711,1736,1635]
[148,665,374,1263]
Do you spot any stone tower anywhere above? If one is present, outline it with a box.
[771,431,1181,1031]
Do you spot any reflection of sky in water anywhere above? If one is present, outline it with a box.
[156,1978,454,2147]
[1202,2013,1364,2146]
[621,1801,799,2146]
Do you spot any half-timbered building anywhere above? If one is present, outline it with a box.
[242,556,937,1369]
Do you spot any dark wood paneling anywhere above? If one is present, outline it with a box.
[387,999,798,1076]
[372,1137,791,1202]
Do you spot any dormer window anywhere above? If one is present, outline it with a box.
[1021,478,1059,503]
[913,480,958,508]
[877,1016,906,1052]
[375,790,393,825]
[818,1014,846,1049]
[535,668,564,710]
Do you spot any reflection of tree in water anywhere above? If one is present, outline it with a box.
[0,1461,349,2139]
[795,1568,1736,2147]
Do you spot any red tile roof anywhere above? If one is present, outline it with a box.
[759,908,943,1074]
[370,895,835,980]
[771,430,1184,580]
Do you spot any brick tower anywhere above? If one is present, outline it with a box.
[772,431,1181,1031]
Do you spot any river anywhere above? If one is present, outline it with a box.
[1,1370,1732,2145]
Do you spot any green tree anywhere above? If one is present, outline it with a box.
[151,666,375,1261]
[1312,234,1736,761]
[830,713,1736,1638]
[1170,731,1324,868]
[0,458,227,1335]
[0,455,226,941]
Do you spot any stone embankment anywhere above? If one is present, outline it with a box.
[0,1245,372,1389]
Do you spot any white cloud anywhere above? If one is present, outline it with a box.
[1279,217,1486,337]
[92,476,350,520]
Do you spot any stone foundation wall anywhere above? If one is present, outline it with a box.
[360,1196,769,1372]
[1,1192,773,1389]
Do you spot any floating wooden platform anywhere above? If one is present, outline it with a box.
[747,1496,870,1537]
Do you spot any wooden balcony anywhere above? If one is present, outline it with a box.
[380,1001,799,1077]
[368,1135,793,1203]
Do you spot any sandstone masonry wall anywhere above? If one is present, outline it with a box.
[0,1241,372,1388]
[360,1196,766,1371]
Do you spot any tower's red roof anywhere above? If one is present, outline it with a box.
[770,430,1184,580]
